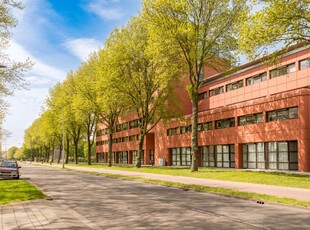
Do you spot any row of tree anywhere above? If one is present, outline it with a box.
[21,0,309,171]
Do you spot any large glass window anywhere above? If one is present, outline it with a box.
[132,150,144,165]
[270,63,296,79]
[201,146,215,167]
[246,72,267,86]
[299,59,310,70]
[238,113,263,126]
[209,86,224,97]
[215,144,235,168]
[243,141,298,170]
[215,118,235,129]
[129,119,139,129]
[198,92,207,100]
[226,80,243,92]
[267,141,298,170]
[171,147,191,166]
[118,151,128,164]
[267,107,298,122]
[243,143,265,169]
[97,152,104,163]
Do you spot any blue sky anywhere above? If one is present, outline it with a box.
[4,0,141,148]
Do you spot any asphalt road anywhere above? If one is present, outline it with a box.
[21,164,310,230]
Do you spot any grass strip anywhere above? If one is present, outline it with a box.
[0,180,45,205]
[64,168,310,208]
[67,163,310,189]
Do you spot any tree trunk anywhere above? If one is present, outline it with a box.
[136,134,144,168]
[57,145,62,163]
[87,136,92,165]
[51,146,54,164]
[66,138,70,164]
[74,141,78,164]
[191,93,199,172]
[108,132,113,167]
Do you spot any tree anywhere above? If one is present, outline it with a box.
[143,0,247,171]
[0,0,33,115]
[238,0,310,59]
[106,16,181,168]
[96,48,126,167]
[7,146,18,159]
[70,53,98,165]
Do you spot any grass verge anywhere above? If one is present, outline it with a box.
[68,163,310,189]
[65,168,310,208]
[0,180,45,205]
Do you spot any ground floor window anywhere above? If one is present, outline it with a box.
[200,146,215,167]
[171,147,191,166]
[118,151,128,164]
[200,145,234,168]
[132,150,144,165]
[216,144,235,168]
[97,152,104,163]
[243,141,298,170]
[243,143,265,169]
[149,150,154,165]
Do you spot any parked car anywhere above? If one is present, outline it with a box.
[0,161,21,179]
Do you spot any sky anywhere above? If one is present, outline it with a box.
[3,0,142,149]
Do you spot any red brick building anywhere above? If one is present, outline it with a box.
[96,43,310,172]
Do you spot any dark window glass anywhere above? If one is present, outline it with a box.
[209,86,224,97]
[267,107,298,122]
[270,63,296,79]
[226,80,243,92]
[246,72,267,86]
[238,113,263,126]
[215,118,235,129]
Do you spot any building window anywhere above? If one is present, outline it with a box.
[226,80,243,92]
[118,151,128,164]
[200,146,215,167]
[132,150,144,165]
[198,92,207,100]
[215,118,235,129]
[202,121,213,131]
[243,143,265,169]
[216,144,235,168]
[299,59,310,70]
[209,86,224,97]
[268,141,298,170]
[129,119,139,129]
[97,152,104,163]
[180,125,192,134]
[270,63,296,79]
[246,72,267,86]
[167,127,180,136]
[267,107,298,122]
[172,147,191,166]
[238,113,263,126]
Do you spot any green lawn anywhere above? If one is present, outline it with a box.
[68,163,310,189]
[0,180,45,205]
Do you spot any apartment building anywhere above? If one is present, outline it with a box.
[96,43,310,172]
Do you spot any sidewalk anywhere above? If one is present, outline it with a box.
[55,164,310,202]
[0,199,99,230]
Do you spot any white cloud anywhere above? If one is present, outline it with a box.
[86,0,125,20]
[64,38,101,61]
[7,40,66,83]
